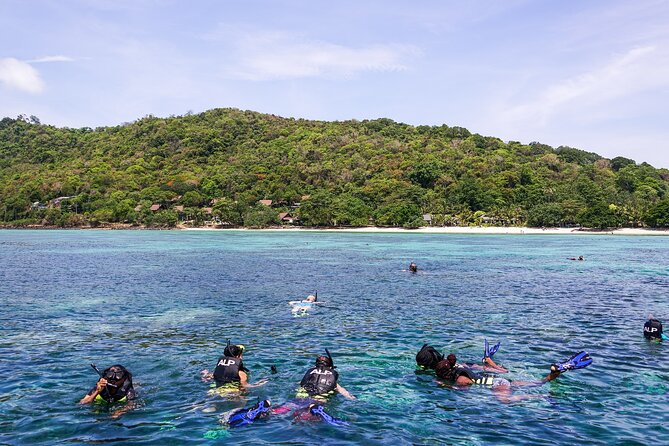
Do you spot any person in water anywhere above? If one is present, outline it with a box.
[409,262,418,273]
[289,292,321,314]
[80,364,137,418]
[568,256,584,261]
[201,342,267,392]
[262,350,353,426]
[417,342,507,374]
[644,315,668,341]
[434,347,592,403]
[296,350,355,400]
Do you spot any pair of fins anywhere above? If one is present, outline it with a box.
[226,400,348,428]
[484,340,593,373]
[227,399,272,427]
[551,351,593,373]
[308,404,349,426]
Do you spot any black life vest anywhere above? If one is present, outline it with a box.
[644,319,663,339]
[300,366,339,396]
[213,356,245,385]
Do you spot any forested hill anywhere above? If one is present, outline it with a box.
[1,108,669,229]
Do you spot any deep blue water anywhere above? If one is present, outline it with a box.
[1,230,668,445]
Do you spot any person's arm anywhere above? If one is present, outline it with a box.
[336,383,356,400]
[200,369,214,381]
[79,378,107,404]
[238,370,269,388]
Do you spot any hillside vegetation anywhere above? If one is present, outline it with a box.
[1,109,669,229]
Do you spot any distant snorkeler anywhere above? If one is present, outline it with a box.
[409,262,418,273]
[432,341,593,403]
[568,256,585,261]
[644,315,669,341]
[289,291,321,314]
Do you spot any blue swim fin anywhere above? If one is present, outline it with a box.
[551,351,592,373]
[483,339,501,362]
[227,399,271,427]
[309,404,349,426]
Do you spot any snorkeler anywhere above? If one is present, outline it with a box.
[409,262,418,273]
[201,341,267,393]
[644,315,668,341]
[238,350,354,427]
[434,347,592,403]
[568,256,585,261]
[289,292,321,314]
[80,364,137,418]
[297,349,355,400]
[417,341,506,374]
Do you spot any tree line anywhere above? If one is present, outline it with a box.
[1,109,669,229]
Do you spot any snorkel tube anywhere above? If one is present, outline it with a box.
[325,348,335,368]
[90,363,117,388]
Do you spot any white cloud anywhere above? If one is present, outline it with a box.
[0,58,44,94]
[220,29,417,80]
[28,55,75,63]
[502,45,668,126]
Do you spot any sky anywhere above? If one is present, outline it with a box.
[1,0,668,168]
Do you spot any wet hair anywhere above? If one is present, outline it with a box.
[446,354,457,367]
[315,355,333,368]
[416,344,444,369]
[435,359,455,381]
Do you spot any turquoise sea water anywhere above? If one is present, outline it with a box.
[1,230,668,445]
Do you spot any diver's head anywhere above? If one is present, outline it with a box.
[446,353,457,367]
[306,295,316,302]
[416,344,443,369]
[315,355,333,368]
[224,342,245,357]
[435,359,455,381]
[102,365,130,387]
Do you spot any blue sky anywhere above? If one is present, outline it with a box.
[1,0,668,167]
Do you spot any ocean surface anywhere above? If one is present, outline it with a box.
[1,229,668,445]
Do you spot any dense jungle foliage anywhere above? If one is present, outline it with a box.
[1,109,669,229]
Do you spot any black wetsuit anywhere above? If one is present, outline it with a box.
[213,356,246,386]
[300,366,338,397]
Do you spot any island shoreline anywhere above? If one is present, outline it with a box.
[2,224,668,236]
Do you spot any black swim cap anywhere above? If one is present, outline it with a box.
[224,344,244,357]
[416,344,444,369]
[315,355,333,368]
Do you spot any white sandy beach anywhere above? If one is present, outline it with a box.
[182,225,669,236]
